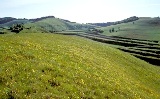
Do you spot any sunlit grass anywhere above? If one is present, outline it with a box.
[101,17,160,40]
[0,33,160,98]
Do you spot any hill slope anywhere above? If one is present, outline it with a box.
[0,33,160,98]
[0,17,30,28]
[88,16,139,27]
[0,17,16,24]
[101,17,160,40]
[24,18,93,33]
[0,16,94,33]
[94,17,160,65]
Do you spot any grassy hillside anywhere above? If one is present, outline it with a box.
[0,16,94,33]
[68,32,160,66]
[101,17,160,40]
[24,18,69,33]
[26,18,92,32]
[0,17,16,24]
[0,19,29,28]
[0,33,160,98]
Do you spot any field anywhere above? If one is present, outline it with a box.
[0,33,160,98]
[70,32,160,66]
[100,17,160,41]
[85,17,160,66]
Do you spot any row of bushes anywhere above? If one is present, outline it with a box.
[87,28,104,34]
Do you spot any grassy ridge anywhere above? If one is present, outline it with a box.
[0,33,160,98]
[23,18,93,33]
[101,17,160,40]
[25,18,70,32]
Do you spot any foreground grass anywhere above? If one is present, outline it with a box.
[0,33,160,98]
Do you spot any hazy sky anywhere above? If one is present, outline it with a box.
[1,0,160,23]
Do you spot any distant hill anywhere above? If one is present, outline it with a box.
[24,17,94,33]
[0,16,94,33]
[88,16,139,27]
[100,17,160,40]
[0,17,16,24]
[0,17,29,28]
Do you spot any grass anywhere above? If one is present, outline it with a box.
[0,33,160,98]
[97,17,160,65]
[72,32,160,65]
[24,18,92,33]
[100,17,160,41]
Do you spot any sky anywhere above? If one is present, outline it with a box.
[0,0,160,23]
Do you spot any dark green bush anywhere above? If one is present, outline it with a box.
[10,24,24,33]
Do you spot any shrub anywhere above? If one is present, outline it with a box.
[10,24,24,33]
[112,28,114,32]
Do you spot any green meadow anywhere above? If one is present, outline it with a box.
[101,17,160,40]
[0,33,160,98]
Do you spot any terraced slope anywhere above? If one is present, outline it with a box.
[0,33,160,98]
[87,17,160,65]
[76,33,160,66]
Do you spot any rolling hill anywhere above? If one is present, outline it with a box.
[88,16,139,27]
[67,17,160,66]
[0,33,160,98]
[98,17,160,65]
[0,17,29,28]
[0,16,94,33]
[24,17,93,33]
[100,17,160,41]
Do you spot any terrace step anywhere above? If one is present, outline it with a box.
[118,48,160,58]
[127,47,160,54]
[77,34,146,47]
[130,53,160,66]
[79,33,159,46]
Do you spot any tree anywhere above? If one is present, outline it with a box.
[10,24,24,33]
[98,29,104,33]
[118,27,120,30]
[112,28,114,32]
[88,28,104,34]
